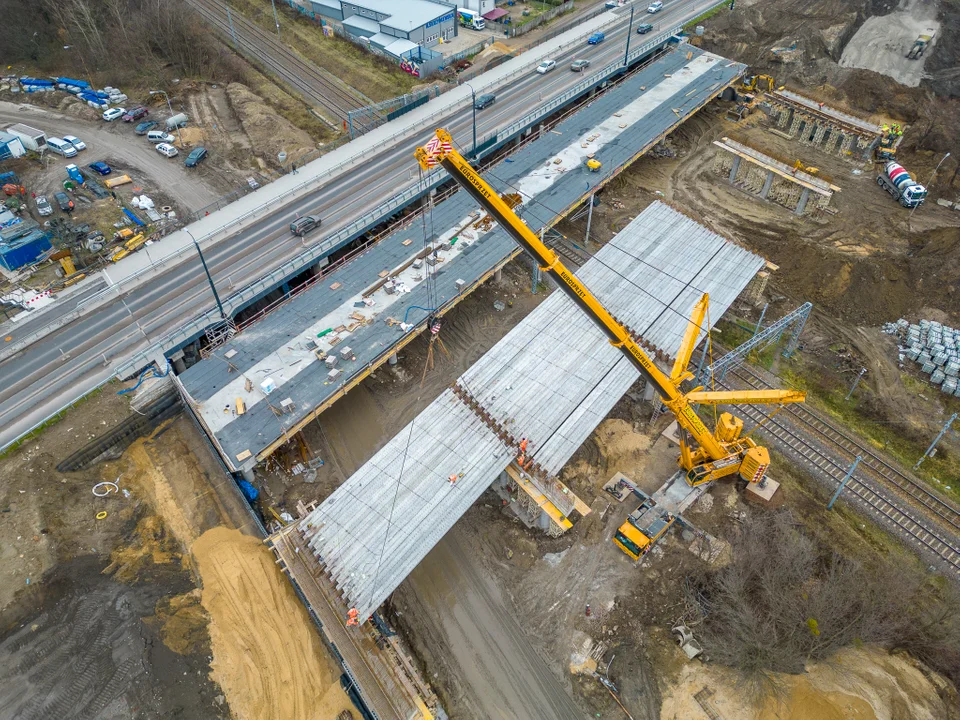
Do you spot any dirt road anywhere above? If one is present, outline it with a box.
[0,101,223,212]
[398,527,585,720]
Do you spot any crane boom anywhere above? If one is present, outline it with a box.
[415,128,804,489]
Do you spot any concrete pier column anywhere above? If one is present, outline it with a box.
[728,155,741,183]
[795,188,811,216]
[494,267,503,282]
[760,170,774,199]
[239,464,256,484]
[643,381,656,401]
[778,107,791,128]
[387,352,398,366]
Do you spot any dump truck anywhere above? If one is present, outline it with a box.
[877,161,926,208]
[907,30,935,59]
[613,488,676,561]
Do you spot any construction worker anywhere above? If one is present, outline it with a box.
[893,123,903,136]
[346,607,359,626]
[448,473,458,486]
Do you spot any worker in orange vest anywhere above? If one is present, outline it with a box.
[347,607,359,626]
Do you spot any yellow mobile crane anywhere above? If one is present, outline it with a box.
[415,129,804,555]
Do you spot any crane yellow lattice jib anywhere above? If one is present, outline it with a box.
[415,128,805,491]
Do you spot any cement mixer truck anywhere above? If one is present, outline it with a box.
[877,161,927,208]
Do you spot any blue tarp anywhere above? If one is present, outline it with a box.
[122,208,145,226]
[0,231,52,271]
[56,77,90,89]
[237,480,259,502]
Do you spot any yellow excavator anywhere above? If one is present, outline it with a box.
[741,74,776,93]
[415,129,805,557]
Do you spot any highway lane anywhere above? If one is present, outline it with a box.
[0,1,707,448]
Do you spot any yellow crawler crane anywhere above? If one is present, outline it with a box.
[415,129,805,555]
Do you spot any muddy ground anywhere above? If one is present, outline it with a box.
[0,385,353,720]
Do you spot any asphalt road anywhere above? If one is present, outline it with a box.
[0,0,709,449]
[0,103,222,212]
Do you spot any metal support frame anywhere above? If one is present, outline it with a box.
[914,413,957,470]
[845,367,866,400]
[753,302,768,337]
[828,455,861,509]
[698,302,812,386]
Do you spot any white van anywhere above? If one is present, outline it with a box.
[46,137,78,158]
[147,130,175,144]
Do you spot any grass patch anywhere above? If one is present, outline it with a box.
[683,1,730,30]
[780,366,959,503]
[243,64,336,141]
[0,385,107,459]
[230,0,421,102]
[713,318,779,371]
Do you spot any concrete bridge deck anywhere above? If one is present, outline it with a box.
[176,45,746,473]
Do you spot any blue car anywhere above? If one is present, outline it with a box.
[88,161,112,175]
[588,31,605,45]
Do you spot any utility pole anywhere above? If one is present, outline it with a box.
[185,229,226,320]
[149,90,183,146]
[623,6,635,67]
[914,413,957,470]
[753,302,768,337]
[584,194,595,245]
[270,0,281,40]
[845,367,866,400]
[225,2,240,49]
[828,455,861,510]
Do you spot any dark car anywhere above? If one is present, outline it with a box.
[135,120,158,135]
[290,214,321,236]
[122,106,149,122]
[570,59,591,72]
[88,161,112,175]
[637,23,654,34]
[474,93,496,110]
[185,147,208,168]
[588,31,605,45]
[54,191,74,212]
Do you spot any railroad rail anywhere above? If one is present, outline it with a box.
[710,369,960,575]
[188,0,368,127]
[728,363,960,534]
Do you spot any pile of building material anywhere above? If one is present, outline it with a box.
[889,318,960,396]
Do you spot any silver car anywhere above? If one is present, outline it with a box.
[36,195,53,216]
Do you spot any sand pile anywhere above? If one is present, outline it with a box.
[225,82,315,167]
[192,527,353,720]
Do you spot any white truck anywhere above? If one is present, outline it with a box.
[5,123,47,153]
[458,8,486,30]
[877,161,927,208]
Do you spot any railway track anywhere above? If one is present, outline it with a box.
[546,238,590,267]
[712,366,960,575]
[188,0,369,127]
[728,363,960,534]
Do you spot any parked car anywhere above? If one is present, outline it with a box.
[588,32,605,45]
[102,107,126,121]
[637,23,654,33]
[290,215,321,236]
[147,130,175,144]
[185,147,208,167]
[474,93,496,110]
[88,161,112,175]
[570,59,591,72]
[46,137,77,158]
[647,1,663,12]
[35,195,52,216]
[54,191,74,212]
[156,142,178,158]
[122,106,149,122]
[536,59,557,74]
[135,120,158,135]
[62,134,86,151]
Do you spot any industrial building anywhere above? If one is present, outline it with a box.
[310,0,458,48]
